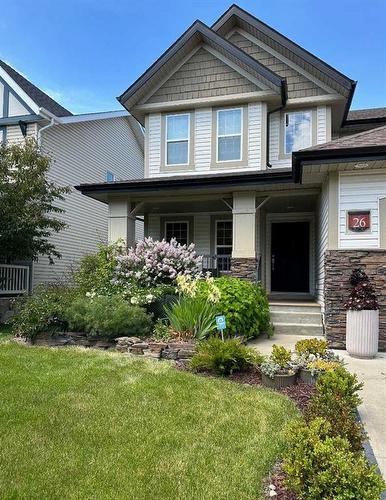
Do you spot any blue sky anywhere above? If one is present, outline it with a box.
[1,0,385,114]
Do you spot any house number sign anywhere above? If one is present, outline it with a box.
[348,211,371,232]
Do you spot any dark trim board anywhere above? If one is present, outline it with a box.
[75,170,293,199]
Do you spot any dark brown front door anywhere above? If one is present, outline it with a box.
[271,221,310,293]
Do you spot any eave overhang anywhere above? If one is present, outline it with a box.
[75,169,293,203]
[117,20,285,124]
[293,145,386,183]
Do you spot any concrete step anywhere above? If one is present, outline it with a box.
[273,322,323,336]
[269,301,323,336]
[271,310,322,326]
[270,302,321,314]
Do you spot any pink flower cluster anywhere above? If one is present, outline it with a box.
[114,237,202,285]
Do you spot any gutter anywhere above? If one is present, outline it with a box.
[37,107,61,148]
[292,145,386,183]
[267,79,288,169]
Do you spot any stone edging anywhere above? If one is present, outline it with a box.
[115,337,196,360]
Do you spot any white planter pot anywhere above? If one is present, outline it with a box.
[346,310,379,358]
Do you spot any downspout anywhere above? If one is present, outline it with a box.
[37,108,61,149]
[266,79,288,169]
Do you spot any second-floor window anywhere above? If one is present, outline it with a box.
[217,108,242,162]
[166,114,190,165]
[284,111,312,154]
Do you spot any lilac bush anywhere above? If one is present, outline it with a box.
[114,237,202,286]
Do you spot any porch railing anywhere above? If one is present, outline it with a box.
[0,264,30,295]
[202,255,231,275]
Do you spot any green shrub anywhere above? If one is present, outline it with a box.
[315,365,363,410]
[190,338,264,376]
[295,338,328,357]
[163,297,217,340]
[282,418,385,500]
[305,365,365,451]
[11,284,76,339]
[197,277,270,338]
[74,243,121,295]
[67,296,153,339]
[152,319,171,341]
[271,344,292,368]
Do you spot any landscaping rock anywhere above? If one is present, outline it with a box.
[129,346,144,355]
[178,349,195,359]
[161,349,179,360]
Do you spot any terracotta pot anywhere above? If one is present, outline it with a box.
[299,368,318,385]
[346,310,379,359]
[262,372,297,389]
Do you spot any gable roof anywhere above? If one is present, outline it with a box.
[212,4,355,98]
[117,20,286,123]
[0,60,72,117]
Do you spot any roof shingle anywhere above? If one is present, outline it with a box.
[303,125,386,152]
[0,60,72,117]
[347,107,386,122]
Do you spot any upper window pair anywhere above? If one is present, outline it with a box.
[165,108,243,165]
[284,111,312,154]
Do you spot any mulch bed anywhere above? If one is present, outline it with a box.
[266,462,297,500]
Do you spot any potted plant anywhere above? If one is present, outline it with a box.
[294,338,329,384]
[345,269,379,358]
[260,344,297,389]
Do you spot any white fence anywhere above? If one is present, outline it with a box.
[0,264,30,295]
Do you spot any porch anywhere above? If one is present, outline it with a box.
[108,186,323,302]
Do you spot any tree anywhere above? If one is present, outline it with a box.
[0,138,69,263]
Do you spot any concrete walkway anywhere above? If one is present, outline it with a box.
[250,334,386,479]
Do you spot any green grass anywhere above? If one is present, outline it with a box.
[0,323,12,339]
[0,342,298,499]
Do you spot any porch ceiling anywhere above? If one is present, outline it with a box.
[138,198,232,215]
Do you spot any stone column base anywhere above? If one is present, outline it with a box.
[230,258,258,281]
[324,250,386,350]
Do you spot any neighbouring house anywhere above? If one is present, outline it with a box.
[0,59,144,294]
[75,5,386,349]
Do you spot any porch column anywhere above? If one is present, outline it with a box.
[231,192,257,281]
[108,198,136,247]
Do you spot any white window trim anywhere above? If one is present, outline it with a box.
[165,113,190,166]
[216,108,243,163]
[215,219,233,254]
[284,110,312,155]
[164,220,190,244]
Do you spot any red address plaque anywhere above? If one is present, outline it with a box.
[348,211,371,232]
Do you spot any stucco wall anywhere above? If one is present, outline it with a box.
[324,250,386,350]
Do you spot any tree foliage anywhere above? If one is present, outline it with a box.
[0,138,69,263]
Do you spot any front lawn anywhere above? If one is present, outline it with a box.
[0,342,298,499]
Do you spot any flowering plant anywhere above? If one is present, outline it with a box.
[345,268,378,311]
[114,237,202,286]
[176,274,221,303]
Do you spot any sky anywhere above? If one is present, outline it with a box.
[0,0,385,115]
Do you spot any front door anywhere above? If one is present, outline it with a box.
[271,221,310,293]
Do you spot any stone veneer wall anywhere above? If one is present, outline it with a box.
[230,258,258,281]
[324,250,386,350]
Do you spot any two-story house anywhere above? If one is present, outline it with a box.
[0,60,144,291]
[76,5,386,349]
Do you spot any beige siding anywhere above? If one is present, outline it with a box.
[194,215,211,255]
[316,180,329,309]
[147,215,161,240]
[6,122,37,143]
[32,117,144,286]
[147,47,259,104]
[229,32,327,99]
[194,108,212,172]
[339,170,386,249]
[146,103,266,177]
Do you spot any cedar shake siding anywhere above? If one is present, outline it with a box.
[147,47,261,104]
[228,32,327,99]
